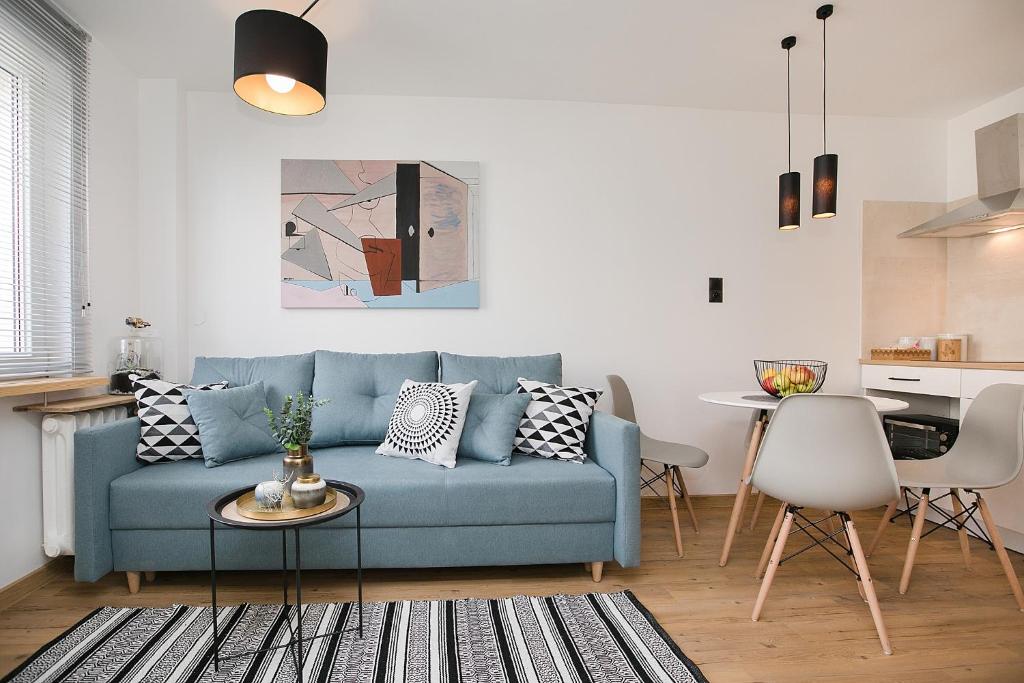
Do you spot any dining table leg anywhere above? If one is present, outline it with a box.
[719,410,767,567]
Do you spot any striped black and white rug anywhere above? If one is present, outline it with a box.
[3,591,706,682]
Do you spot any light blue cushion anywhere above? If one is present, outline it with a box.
[310,350,438,447]
[439,352,561,393]
[109,447,615,530]
[185,382,282,467]
[458,392,530,465]
[191,353,315,414]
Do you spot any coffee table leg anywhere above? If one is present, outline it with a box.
[282,529,289,607]
[209,518,219,672]
[719,410,767,567]
[295,527,304,683]
[357,505,363,638]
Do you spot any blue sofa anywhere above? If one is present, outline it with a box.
[73,351,641,587]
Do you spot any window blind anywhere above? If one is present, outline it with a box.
[0,0,90,379]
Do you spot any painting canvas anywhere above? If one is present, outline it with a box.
[281,160,479,308]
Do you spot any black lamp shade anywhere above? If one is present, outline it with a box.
[233,9,328,116]
[779,171,801,230]
[812,153,838,218]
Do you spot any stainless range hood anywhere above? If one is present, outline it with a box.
[901,113,1024,238]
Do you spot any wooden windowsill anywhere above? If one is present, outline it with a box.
[13,393,136,414]
[0,376,109,399]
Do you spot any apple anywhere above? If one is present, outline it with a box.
[774,373,792,392]
[786,365,815,385]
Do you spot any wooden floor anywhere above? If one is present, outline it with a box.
[2,496,1024,682]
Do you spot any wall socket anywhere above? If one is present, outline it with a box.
[709,277,723,303]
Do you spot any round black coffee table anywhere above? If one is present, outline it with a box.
[206,480,365,682]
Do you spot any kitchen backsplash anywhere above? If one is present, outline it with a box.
[862,198,1024,362]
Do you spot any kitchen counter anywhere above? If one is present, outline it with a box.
[860,359,1024,371]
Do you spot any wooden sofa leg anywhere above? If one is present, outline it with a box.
[126,571,141,594]
[144,571,156,582]
[591,562,604,582]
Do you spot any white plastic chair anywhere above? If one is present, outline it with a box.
[749,394,900,655]
[607,375,708,557]
[868,383,1024,610]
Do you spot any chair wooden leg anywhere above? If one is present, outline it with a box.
[591,562,604,583]
[673,466,699,534]
[868,496,900,558]
[756,502,787,579]
[664,465,684,557]
[144,571,156,582]
[899,488,930,595]
[749,491,767,531]
[950,488,971,569]
[752,509,794,622]
[845,516,893,655]
[126,571,141,594]
[977,494,1024,610]
[721,416,765,566]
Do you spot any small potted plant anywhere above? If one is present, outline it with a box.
[265,393,330,493]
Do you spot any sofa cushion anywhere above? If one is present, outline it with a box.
[377,379,477,469]
[109,446,615,530]
[185,382,282,467]
[191,353,315,414]
[458,392,531,465]
[439,353,561,394]
[310,351,438,446]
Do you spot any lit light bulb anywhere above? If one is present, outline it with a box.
[265,74,296,94]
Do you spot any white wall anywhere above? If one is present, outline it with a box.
[0,39,139,590]
[179,93,946,496]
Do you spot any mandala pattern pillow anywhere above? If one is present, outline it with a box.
[134,377,228,464]
[514,378,602,463]
[376,380,477,469]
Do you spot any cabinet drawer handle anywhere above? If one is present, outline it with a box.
[888,377,921,382]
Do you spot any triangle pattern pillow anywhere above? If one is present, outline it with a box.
[376,379,477,469]
[134,376,228,464]
[513,378,602,463]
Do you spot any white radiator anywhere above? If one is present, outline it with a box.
[41,407,130,557]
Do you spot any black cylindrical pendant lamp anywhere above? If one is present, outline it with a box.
[779,170,801,230]
[779,35,799,231]
[233,9,328,116]
[813,152,838,218]
[812,4,838,218]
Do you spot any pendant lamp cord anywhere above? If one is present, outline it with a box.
[787,46,792,172]
[821,14,827,154]
[299,0,322,18]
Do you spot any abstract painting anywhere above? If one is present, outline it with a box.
[281,160,479,308]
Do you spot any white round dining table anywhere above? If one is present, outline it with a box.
[699,390,909,566]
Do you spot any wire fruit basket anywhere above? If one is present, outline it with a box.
[754,360,827,398]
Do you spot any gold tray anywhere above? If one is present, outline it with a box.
[235,487,338,521]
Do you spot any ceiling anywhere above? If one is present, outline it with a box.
[57,0,1024,118]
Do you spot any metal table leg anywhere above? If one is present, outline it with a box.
[282,528,289,606]
[295,527,304,683]
[209,518,219,672]
[357,505,363,638]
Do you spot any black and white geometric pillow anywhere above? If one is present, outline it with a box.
[376,380,477,469]
[134,377,228,464]
[513,378,602,464]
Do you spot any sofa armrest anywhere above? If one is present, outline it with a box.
[586,410,641,567]
[74,417,142,581]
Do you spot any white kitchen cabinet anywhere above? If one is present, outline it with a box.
[861,364,961,397]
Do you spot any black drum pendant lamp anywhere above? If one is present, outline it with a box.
[233,0,328,116]
[812,4,838,218]
[779,36,800,231]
